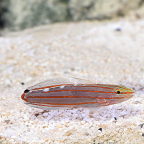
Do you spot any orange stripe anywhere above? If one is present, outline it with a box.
[121,92,133,94]
[21,93,25,99]
[32,84,114,90]
[97,97,124,99]
[42,90,133,94]
[21,93,29,102]
[76,85,114,89]
[28,96,96,99]
[27,95,128,100]
[43,89,115,93]
[29,101,98,105]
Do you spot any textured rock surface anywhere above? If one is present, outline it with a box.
[69,0,143,20]
[0,0,144,31]
[2,0,69,31]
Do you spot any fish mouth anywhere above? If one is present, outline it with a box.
[121,91,134,94]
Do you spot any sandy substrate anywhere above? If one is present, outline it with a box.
[1,18,144,143]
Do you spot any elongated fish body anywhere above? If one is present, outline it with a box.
[21,78,134,110]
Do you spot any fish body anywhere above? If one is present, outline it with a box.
[21,78,134,110]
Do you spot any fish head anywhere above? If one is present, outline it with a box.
[111,85,134,104]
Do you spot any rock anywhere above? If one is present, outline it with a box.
[3,0,69,31]
[0,0,9,29]
[0,0,144,31]
[68,0,143,20]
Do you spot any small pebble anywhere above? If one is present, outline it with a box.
[115,28,121,31]
[98,128,102,132]
[21,82,25,85]
[139,123,144,128]
[5,120,10,124]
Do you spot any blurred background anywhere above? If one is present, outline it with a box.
[0,0,144,32]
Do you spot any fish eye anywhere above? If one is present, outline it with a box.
[116,89,121,94]
[24,89,30,93]
[117,91,121,94]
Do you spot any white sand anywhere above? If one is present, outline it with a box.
[1,18,144,143]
